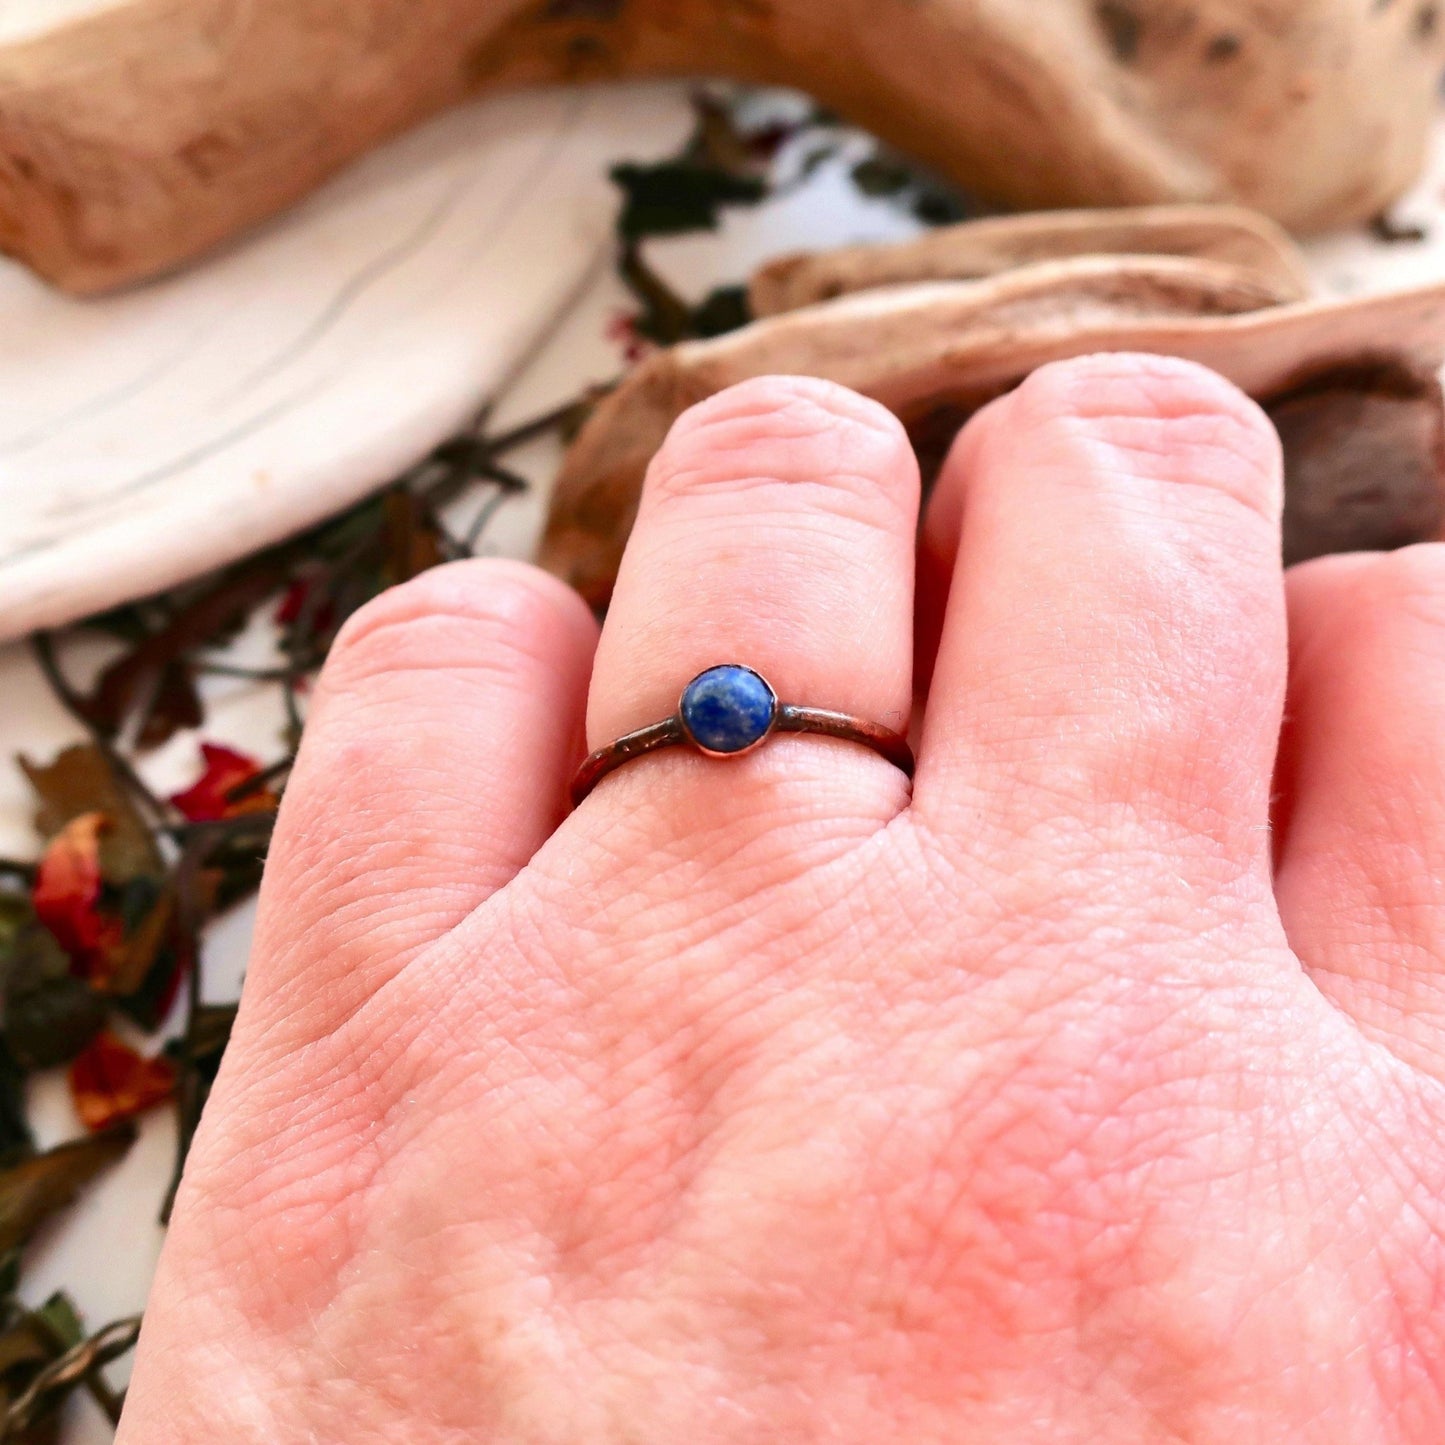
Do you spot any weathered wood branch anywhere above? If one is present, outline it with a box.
[539,262,1445,605]
[0,0,1441,292]
[749,204,1313,315]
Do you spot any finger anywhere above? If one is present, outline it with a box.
[244,558,597,1041]
[918,353,1286,874]
[580,374,918,840]
[1274,544,1445,1078]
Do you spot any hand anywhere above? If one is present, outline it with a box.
[118,356,1445,1442]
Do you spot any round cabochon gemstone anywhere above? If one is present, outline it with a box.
[680,665,778,754]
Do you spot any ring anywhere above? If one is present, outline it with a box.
[570,663,914,807]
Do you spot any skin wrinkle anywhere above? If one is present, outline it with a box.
[658,380,913,480]
[639,509,913,595]
[1049,424,1282,511]
[646,462,916,533]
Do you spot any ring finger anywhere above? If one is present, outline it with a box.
[575,375,920,845]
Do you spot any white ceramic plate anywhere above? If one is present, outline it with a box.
[0,80,693,643]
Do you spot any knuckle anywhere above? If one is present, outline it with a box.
[325,559,590,690]
[646,374,916,523]
[1005,353,1282,522]
[1285,549,1375,596]
[1288,546,1445,665]
[1358,542,1445,631]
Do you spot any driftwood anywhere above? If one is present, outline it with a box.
[537,263,1445,607]
[749,204,1313,316]
[0,0,1441,292]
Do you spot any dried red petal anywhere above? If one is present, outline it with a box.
[68,1030,177,1133]
[274,578,310,626]
[169,743,276,823]
[32,813,124,968]
[275,575,335,637]
[606,310,654,365]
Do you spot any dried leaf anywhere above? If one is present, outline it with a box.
[21,746,178,1002]
[101,878,176,1003]
[68,1032,176,1133]
[107,942,183,1035]
[851,153,912,196]
[381,489,444,585]
[134,659,203,750]
[2,924,105,1073]
[848,147,972,223]
[162,1002,237,1221]
[4,1408,59,1444]
[618,246,752,348]
[0,1314,51,1382]
[169,744,277,824]
[18,745,159,884]
[1371,210,1429,243]
[0,1126,135,1255]
[82,560,285,739]
[610,161,765,240]
[28,1297,81,1354]
[0,898,29,967]
[184,1002,237,1067]
[0,1047,32,1163]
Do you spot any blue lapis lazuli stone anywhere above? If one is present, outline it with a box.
[680,665,777,754]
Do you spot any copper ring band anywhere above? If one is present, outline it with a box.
[570,665,914,808]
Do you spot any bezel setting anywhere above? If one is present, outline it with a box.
[677,663,779,758]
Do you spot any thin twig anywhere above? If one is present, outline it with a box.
[30,634,175,831]
[190,660,306,682]
[486,393,606,457]
[463,485,518,554]
[163,813,278,847]
[224,756,294,804]
[281,674,305,748]
[2,1316,141,1437]
[160,821,215,1225]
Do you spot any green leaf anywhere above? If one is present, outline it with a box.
[795,143,838,182]
[0,1250,21,1299]
[610,161,765,240]
[850,155,913,197]
[0,898,31,969]
[0,1046,32,1165]
[691,285,752,339]
[3,926,106,1073]
[31,1296,81,1352]
[913,187,971,225]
